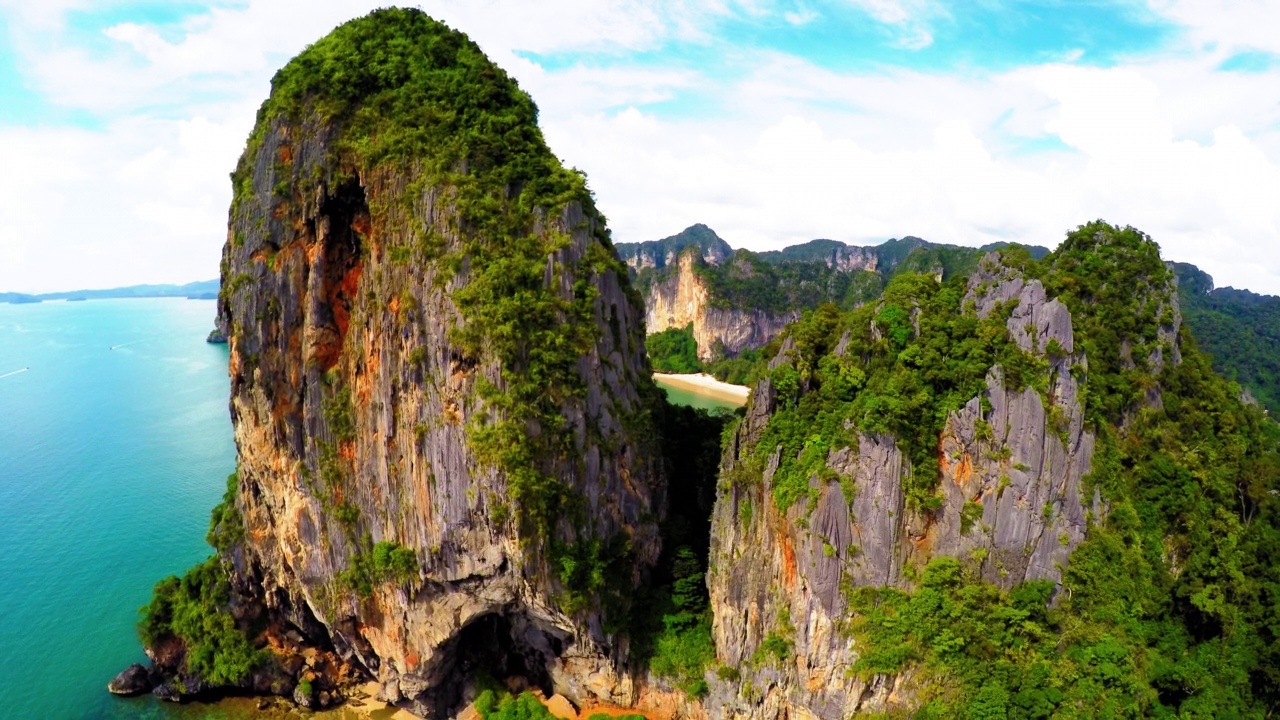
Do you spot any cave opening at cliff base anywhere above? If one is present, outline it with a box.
[421,610,570,717]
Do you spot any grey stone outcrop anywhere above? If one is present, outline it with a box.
[704,251,1125,719]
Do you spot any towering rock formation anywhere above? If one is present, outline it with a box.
[207,9,665,717]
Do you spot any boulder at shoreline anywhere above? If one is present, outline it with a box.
[107,664,152,696]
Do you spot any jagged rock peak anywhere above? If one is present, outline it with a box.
[614,223,733,270]
[964,251,1074,356]
[209,8,666,716]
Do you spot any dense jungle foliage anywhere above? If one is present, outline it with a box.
[736,221,1280,716]
[704,345,769,386]
[473,685,642,720]
[646,324,702,373]
[1173,262,1280,414]
[138,473,263,685]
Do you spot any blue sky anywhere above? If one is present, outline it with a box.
[0,0,1278,294]
[522,1,1175,77]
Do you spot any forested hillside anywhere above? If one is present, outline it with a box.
[1174,262,1280,414]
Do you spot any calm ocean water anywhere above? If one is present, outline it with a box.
[0,299,238,719]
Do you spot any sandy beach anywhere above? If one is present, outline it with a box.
[652,372,750,405]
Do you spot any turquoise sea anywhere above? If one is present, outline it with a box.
[0,299,238,719]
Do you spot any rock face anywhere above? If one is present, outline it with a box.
[703,252,1123,719]
[202,10,665,718]
[813,243,877,273]
[645,250,798,361]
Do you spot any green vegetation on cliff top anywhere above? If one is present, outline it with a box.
[734,221,1280,716]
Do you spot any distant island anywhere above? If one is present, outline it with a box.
[0,280,219,304]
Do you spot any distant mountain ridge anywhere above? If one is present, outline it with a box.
[0,280,219,304]
[613,223,733,270]
[617,224,1051,360]
[615,227,1051,278]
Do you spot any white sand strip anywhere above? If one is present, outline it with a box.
[653,372,750,404]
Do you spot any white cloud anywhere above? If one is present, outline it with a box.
[844,0,942,49]
[783,7,818,25]
[847,0,928,25]
[0,115,246,293]
[1149,0,1280,55]
[0,0,1279,297]
[0,0,91,29]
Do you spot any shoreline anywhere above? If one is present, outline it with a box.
[652,372,750,405]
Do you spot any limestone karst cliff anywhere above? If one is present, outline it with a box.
[703,251,1107,717]
[699,224,1280,718]
[138,9,673,717]
[644,249,799,362]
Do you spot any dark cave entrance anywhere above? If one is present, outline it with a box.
[310,177,368,372]
[424,611,570,718]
